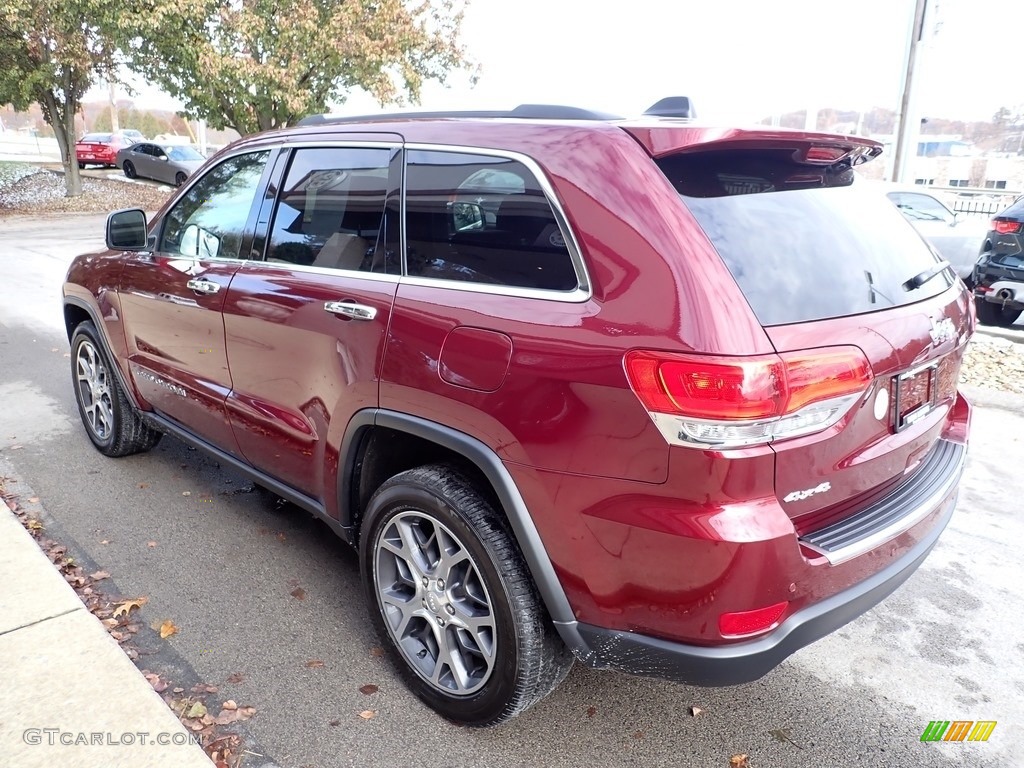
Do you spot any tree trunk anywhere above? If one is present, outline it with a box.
[42,89,83,197]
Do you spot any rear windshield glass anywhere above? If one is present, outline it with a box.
[656,150,953,326]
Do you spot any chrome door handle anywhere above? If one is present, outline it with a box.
[186,278,220,295]
[324,301,377,321]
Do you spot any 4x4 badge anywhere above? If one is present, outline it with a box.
[784,482,831,503]
[929,317,956,346]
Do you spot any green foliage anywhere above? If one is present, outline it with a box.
[0,0,115,195]
[113,0,475,136]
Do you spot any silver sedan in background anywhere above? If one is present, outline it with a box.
[116,142,205,187]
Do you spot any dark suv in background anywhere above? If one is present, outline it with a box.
[64,101,974,726]
[975,195,1024,327]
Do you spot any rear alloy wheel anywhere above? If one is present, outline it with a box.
[175,172,188,187]
[976,298,1022,328]
[122,160,136,179]
[360,464,573,726]
[71,321,161,457]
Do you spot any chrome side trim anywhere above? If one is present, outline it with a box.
[801,439,966,566]
[404,142,593,303]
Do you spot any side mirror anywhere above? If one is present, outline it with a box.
[449,201,485,232]
[106,208,148,250]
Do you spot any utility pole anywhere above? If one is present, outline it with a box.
[108,81,119,134]
[891,0,928,182]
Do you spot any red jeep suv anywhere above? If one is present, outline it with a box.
[63,102,974,726]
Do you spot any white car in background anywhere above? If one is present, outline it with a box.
[882,186,989,286]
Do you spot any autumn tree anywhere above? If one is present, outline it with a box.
[0,0,114,196]
[114,0,475,136]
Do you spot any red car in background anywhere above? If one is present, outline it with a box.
[75,132,135,168]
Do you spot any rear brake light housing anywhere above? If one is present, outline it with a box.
[624,347,872,449]
[992,219,1022,235]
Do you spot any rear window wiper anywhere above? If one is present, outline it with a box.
[903,260,951,291]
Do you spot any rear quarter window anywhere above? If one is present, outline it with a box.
[656,150,953,326]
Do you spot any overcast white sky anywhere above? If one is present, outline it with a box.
[113,0,1021,125]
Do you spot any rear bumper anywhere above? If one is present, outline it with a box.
[567,486,957,685]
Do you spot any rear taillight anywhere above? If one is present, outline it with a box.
[625,347,872,449]
[992,219,1022,235]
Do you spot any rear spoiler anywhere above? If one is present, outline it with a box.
[622,125,884,168]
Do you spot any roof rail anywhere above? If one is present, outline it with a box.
[296,103,624,127]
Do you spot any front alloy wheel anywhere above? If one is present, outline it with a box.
[75,339,114,441]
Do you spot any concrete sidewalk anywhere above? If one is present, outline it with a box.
[0,491,211,767]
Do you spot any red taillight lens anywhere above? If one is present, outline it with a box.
[625,348,871,421]
[992,219,1022,235]
[780,349,872,413]
[719,601,789,637]
[804,146,848,164]
[658,356,786,420]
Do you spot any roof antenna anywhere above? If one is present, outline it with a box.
[643,97,696,119]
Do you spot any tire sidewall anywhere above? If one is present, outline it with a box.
[359,481,522,724]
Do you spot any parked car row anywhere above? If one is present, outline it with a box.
[879,183,1022,328]
[75,131,205,187]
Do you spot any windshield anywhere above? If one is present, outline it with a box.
[165,146,204,161]
[656,150,953,326]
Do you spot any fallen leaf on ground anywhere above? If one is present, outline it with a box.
[214,706,255,725]
[147,541,157,548]
[100,539,109,545]
[586,706,597,718]
[159,620,179,639]
[113,597,148,617]
[369,647,385,658]
[632,731,644,739]
[186,701,207,719]
[26,519,43,531]
[358,710,377,720]
[305,659,325,669]
[9,445,22,450]
[290,587,306,600]
[276,531,286,542]
[222,700,237,710]
[359,684,378,695]
[329,719,341,727]
[729,755,750,768]
[89,570,110,581]
[181,491,191,496]
[27,496,39,503]
[138,483,149,489]
[226,672,244,684]
[690,706,704,717]
[173,687,184,693]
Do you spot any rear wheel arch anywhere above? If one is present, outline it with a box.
[337,410,578,629]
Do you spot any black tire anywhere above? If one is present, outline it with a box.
[77,161,86,170]
[70,321,161,457]
[976,298,1022,328]
[175,171,187,187]
[123,160,136,179]
[359,464,572,726]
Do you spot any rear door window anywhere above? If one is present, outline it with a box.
[404,150,579,291]
[655,150,953,326]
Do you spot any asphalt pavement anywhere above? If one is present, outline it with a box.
[0,213,1021,767]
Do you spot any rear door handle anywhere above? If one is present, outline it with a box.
[324,301,377,321]
[186,278,220,295]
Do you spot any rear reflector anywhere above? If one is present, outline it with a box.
[719,601,789,637]
[992,220,1022,235]
[625,347,872,448]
